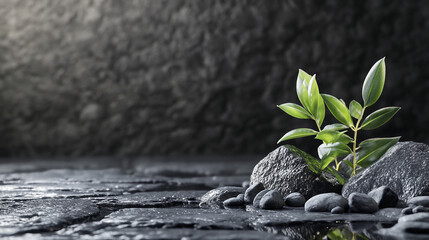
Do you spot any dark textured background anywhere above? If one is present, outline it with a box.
[0,0,428,157]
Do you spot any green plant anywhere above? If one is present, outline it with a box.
[277,58,400,184]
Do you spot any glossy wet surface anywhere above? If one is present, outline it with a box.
[0,157,423,239]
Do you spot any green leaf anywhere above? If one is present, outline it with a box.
[320,156,336,170]
[325,166,346,185]
[315,91,325,127]
[321,94,354,127]
[349,100,363,119]
[296,69,312,113]
[360,107,400,130]
[357,137,400,168]
[315,130,352,144]
[307,75,319,115]
[318,142,352,160]
[277,128,318,143]
[323,123,348,131]
[362,58,386,107]
[343,159,353,168]
[277,103,311,119]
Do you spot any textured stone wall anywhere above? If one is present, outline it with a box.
[0,0,428,156]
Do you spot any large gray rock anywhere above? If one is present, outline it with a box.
[0,199,99,236]
[0,1,428,157]
[250,145,341,199]
[342,142,429,200]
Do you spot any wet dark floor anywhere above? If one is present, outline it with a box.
[0,157,420,239]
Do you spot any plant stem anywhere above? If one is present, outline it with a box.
[351,107,366,176]
[312,117,322,132]
[334,158,341,171]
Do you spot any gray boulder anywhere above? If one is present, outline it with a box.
[200,186,244,207]
[368,186,398,209]
[250,145,341,199]
[348,193,379,213]
[408,196,429,207]
[304,193,348,212]
[285,192,306,207]
[259,190,285,210]
[244,182,264,204]
[342,142,429,200]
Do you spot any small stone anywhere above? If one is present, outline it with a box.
[368,186,398,208]
[253,189,270,208]
[396,199,407,208]
[200,186,244,207]
[331,206,344,214]
[223,197,244,208]
[242,181,250,188]
[398,212,429,223]
[401,207,414,215]
[285,192,306,207]
[259,190,285,210]
[304,193,348,212]
[348,193,379,213]
[407,196,429,207]
[413,206,428,213]
[244,182,264,204]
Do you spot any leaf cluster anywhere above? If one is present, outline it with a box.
[277,58,400,184]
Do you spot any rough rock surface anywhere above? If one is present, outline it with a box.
[1,1,429,157]
[343,142,429,200]
[0,199,99,236]
[250,145,341,199]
